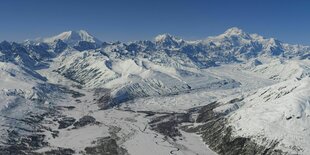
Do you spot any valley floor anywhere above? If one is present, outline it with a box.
[0,60,309,155]
[32,64,273,154]
[35,86,217,155]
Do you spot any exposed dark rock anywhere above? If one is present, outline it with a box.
[151,120,181,138]
[71,84,83,89]
[185,118,285,155]
[2,132,48,154]
[21,134,47,148]
[56,85,85,98]
[54,39,68,53]
[149,113,191,139]
[149,100,288,155]
[5,124,47,147]
[73,116,96,128]
[73,41,97,51]
[71,91,85,98]
[51,130,59,138]
[195,101,223,123]
[108,126,122,141]
[56,106,76,110]
[24,112,48,124]
[228,98,244,104]
[58,117,76,129]
[0,145,30,155]
[94,88,112,110]
[84,137,128,155]
[44,147,75,155]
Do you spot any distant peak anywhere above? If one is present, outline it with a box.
[215,27,251,40]
[224,27,244,35]
[73,30,92,36]
[43,30,102,46]
[222,27,251,37]
[154,33,182,43]
[62,30,88,34]
[155,33,172,41]
[77,29,88,33]
[154,33,184,48]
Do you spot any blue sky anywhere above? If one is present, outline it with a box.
[0,0,310,44]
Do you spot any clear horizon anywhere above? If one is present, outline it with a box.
[1,0,310,45]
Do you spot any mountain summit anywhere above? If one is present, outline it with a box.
[223,27,248,36]
[154,33,184,48]
[43,30,102,46]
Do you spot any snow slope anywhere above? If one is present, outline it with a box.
[250,59,310,81]
[225,77,310,154]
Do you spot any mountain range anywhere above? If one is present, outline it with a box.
[0,27,309,155]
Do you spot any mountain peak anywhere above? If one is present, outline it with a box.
[43,30,102,46]
[154,33,184,48]
[154,33,183,43]
[222,27,252,39]
[224,27,245,35]
[155,33,176,42]
[211,27,251,41]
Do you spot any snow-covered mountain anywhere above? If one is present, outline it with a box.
[227,77,310,154]
[43,30,102,46]
[0,27,309,155]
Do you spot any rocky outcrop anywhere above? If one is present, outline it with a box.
[58,117,76,129]
[84,137,128,155]
[73,116,97,128]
